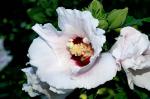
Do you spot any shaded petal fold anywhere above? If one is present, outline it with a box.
[111,26,149,61]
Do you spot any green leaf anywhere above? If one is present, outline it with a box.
[27,8,48,23]
[0,93,9,98]
[107,7,128,29]
[114,89,127,99]
[135,90,149,99]
[86,0,108,29]
[97,88,106,95]
[114,92,127,99]
[0,82,9,88]
[80,94,87,99]
[99,19,108,29]
[142,17,150,22]
[124,16,143,26]
[88,0,105,19]
[38,0,50,9]
[88,94,94,99]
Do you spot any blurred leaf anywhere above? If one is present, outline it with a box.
[38,0,50,8]
[135,90,149,99]
[27,8,47,23]
[114,89,127,99]
[107,7,128,29]
[97,88,106,95]
[88,94,94,99]
[0,82,9,88]
[80,94,87,99]
[142,17,150,22]
[45,8,53,16]
[114,92,127,99]
[124,16,150,27]
[0,93,9,98]
[124,16,143,26]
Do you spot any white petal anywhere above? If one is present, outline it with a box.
[28,37,60,69]
[0,51,12,71]
[111,26,149,61]
[144,43,150,55]
[72,53,118,89]
[37,53,117,89]
[121,53,150,90]
[28,37,80,75]
[22,67,51,98]
[32,23,60,42]
[129,68,150,91]
[0,38,12,71]
[0,38,4,49]
[125,70,134,90]
[122,55,150,70]
[57,7,98,37]
[22,67,70,99]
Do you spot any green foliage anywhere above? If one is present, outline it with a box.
[27,8,48,23]
[86,0,108,30]
[88,0,105,19]
[107,8,128,29]
[86,0,128,30]
[142,17,150,22]
[27,0,58,23]
[80,93,87,99]
[135,90,149,99]
[124,16,150,26]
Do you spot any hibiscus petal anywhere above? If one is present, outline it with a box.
[28,37,61,69]
[57,7,98,37]
[144,43,150,55]
[22,67,51,98]
[128,68,150,91]
[122,55,150,70]
[32,23,60,42]
[0,38,12,71]
[111,26,149,61]
[124,70,134,89]
[72,53,118,89]
[36,52,117,89]
[22,67,71,99]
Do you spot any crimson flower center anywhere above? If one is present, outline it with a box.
[67,37,94,67]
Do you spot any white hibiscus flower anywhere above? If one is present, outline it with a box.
[111,26,150,90]
[23,7,118,98]
[0,38,12,71]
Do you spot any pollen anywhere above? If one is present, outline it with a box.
[67,37,94,65]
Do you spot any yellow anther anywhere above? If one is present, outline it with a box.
[67,41,93,59]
